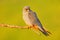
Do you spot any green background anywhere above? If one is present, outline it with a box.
[0,0,60,40]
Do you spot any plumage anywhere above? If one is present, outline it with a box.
[23,6,50,36]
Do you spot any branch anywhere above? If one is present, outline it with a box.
[0,23,30,29]
[0,23,51,35]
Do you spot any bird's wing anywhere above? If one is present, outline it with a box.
[28,11,50,36]
[28,11,43,27]
[28,11,42,26]
[33,12,43,27]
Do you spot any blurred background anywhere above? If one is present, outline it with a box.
[0,0,60,40]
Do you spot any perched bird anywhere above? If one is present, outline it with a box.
[23,6,50,36]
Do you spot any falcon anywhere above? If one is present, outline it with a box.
[23,6,50,36]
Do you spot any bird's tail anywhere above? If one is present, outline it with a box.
[38,26,50,36]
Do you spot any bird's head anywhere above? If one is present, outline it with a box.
[23,6,30,12]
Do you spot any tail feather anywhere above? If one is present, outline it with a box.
[31,25,51,36]
[38,27,50,36]
[40,29,49,36]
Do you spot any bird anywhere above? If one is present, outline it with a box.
[23,6,50,36]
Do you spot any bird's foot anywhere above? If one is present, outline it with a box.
[27,26,32,29]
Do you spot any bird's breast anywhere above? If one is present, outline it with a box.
[23,12,33,26]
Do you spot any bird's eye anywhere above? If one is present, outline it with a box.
[26,9,28,10]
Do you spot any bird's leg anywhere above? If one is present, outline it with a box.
[27,25,37,29]
[31,25,40,35]
[32,25,38,30]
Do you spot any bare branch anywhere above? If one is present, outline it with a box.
[0,23,30,29]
